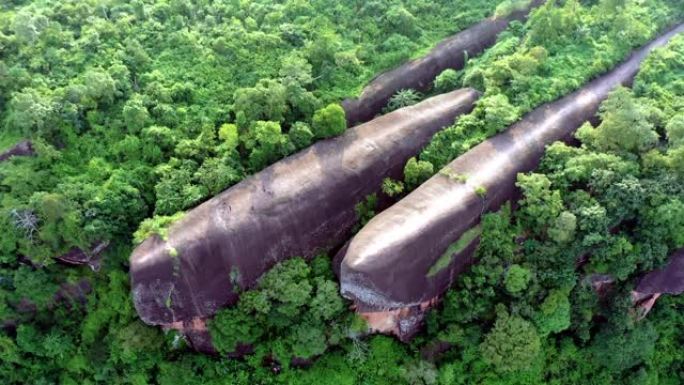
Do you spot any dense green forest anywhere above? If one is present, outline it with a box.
[2,0,684,384]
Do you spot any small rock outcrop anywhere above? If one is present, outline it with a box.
[632,248,684,318]
[0,140,34,162]
[54,241,109,271]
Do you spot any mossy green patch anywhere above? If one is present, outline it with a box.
[495,0,533,18]
[133,211,186,245]
[168,247,179,258]
[427,225,482,277]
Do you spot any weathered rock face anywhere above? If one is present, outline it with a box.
[585,274,615,298]
[635,249,684,296]
[166,318,217,354]
[339,24,684,339]
[0,140,34,162]
[341,0,543,126]
[130,89,479,326]
[54,241,108,271]
[632,248,684,318]
[357,297,439,342]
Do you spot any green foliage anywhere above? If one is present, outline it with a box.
[12,266,60,308]
[547,211,577,244]
[577,87,658,154]
[209,256,347,361]
[133,212,185,244]
[504,264,531,294]
[480,94,520,134]
[440,206,517,324]
[404,157,434,189]
[495,0,533,17]
[218,124,239,151]
[428,225,482,277]
[312,104,346,139]
[3,1,684,384]
[420,0,684,169]
[381,178,405,197]
[6,88,55,136]
[666,114,684,146]
[233,79,289,124]
[433,69,461,92]
[209,307,263,353]
[289,122,314,149]
[516,173,563,234]
[480,308,541,373]
[534,289,571,336]
[386,89,422,112]
[354,194,378,232]
[246,121,294,171]
[591,319,658,373]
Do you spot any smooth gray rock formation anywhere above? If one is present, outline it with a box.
[130,89,479,325]
[340,24,684,338]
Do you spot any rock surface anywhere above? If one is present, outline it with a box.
[341,0,543,126]
[632,247,684,318]
[130,89,479,326]
[0,140,34,162]
[339,24,684,339]
[585,274,615,298]
[54,241,109,271]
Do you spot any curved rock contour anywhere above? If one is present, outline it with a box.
[340,24,684,337]
[130,89,479,325]
[636,249,684,296]
[632,248,684,318]
[341,0,543,126]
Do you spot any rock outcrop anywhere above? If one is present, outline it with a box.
[0,140,34,162]
[130,89,479,326]
[341,0,543,126]
[339,24,684,339]
[632,247,684,318]
[54,241,109,271]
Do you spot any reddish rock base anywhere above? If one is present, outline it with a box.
[631,248,684,318]
[356,297,439,341]
[166,317,217,354]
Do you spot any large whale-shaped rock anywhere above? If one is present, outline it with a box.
[341,0,543,126]
[340,24,684,338]
[131,88,479,325]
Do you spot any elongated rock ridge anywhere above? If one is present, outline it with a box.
[340,24,684,339]
[341,0,543,126]
[130,89,479,325]
[632,247,684,318]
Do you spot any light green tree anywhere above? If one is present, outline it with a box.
[404,157,434,188]
[312,104,346,139]
[504,264,531,295]
[480,308,541,373]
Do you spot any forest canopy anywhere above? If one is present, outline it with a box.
[1,0,684,384]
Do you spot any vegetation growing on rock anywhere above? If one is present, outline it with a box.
[1,0,684,384]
